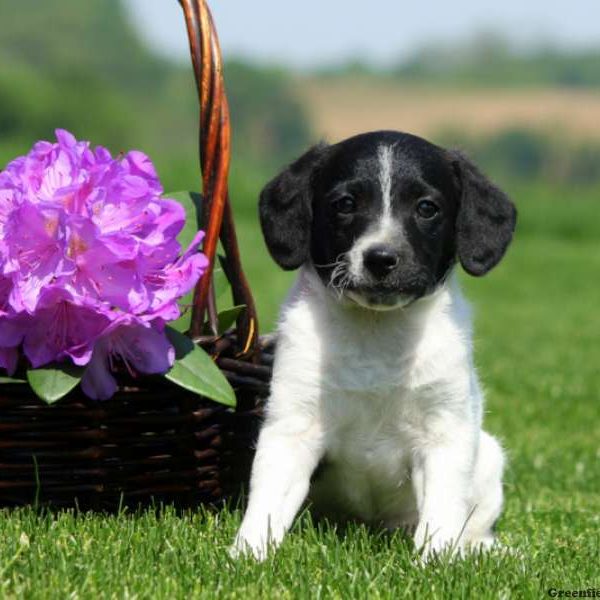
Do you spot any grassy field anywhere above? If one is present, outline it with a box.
[296,76,600,144]
[1,182,599,598]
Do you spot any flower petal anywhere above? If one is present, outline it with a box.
[115,324,175,375]
[0,346,19,375]
[55,129,77,149]
[22,288,109,368]
[80,340,118,401]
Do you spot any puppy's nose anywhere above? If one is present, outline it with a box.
[363,244,400,278]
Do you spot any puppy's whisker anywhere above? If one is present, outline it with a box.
[313,261,340,268]
[314,253,348,270]
[327,255,353,300]
[328,260,347,285]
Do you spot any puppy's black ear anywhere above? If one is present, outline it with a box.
[451,151,517,276]
[259,143,328,270]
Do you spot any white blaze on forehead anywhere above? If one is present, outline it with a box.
[378,144,394,223]
[346,143,402,281]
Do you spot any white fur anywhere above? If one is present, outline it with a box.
[348,144,402,281]
[232,267,504,560]
[378,144,394,224]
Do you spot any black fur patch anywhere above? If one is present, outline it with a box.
[451,150,517,276]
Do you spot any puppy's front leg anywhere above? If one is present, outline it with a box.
[232,419,323,560]
[412,439,475,559]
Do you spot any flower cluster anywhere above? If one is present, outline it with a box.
[0,130,207,399]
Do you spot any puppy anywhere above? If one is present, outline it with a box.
[232,130,516,560]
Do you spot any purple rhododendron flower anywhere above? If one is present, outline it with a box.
[0,129,207,398]
[81,315,175,401]
[21,287,110,368]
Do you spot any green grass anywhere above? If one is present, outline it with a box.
[1,183,599,598]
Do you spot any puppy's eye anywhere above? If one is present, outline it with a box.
[416,199,439,219]
[332,196,356,215]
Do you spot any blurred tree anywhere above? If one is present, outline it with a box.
[393,33,600,88]
[477,129,546,179]
[226,60,311,164]
[0,0,169,91]
[441,127,600,186]
[0,0,312,183]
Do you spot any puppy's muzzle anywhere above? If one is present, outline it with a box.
[363,244,400,279]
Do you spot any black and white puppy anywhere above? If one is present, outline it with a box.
[232,130,516,560]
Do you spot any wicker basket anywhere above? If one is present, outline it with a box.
[0,0,270,509]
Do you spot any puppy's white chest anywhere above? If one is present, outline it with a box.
[322,342,418,451]
[325,344,409,393]
[312,388,415,522]
[310,342,421,521]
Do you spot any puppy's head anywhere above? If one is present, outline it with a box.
[259,130,516,310]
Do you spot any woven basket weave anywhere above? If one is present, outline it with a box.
[0,0,269,509]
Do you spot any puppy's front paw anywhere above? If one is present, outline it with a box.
[414,522,464,562]
[229,528,274,562]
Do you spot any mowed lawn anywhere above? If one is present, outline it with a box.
[1,183,599,599]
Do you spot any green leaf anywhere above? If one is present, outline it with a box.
[167,190,203,250]
[216,304,246,335]
[0,375,26,384]
[165,191,232,333]
[164,327,236,407]
[26,364,84,404]
[169,295,194,333]
[213,262,230,299]
[202,305,246,336]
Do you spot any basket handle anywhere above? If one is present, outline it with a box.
[178,0,259,357]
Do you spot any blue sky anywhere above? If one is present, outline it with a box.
[124,0,599,68]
